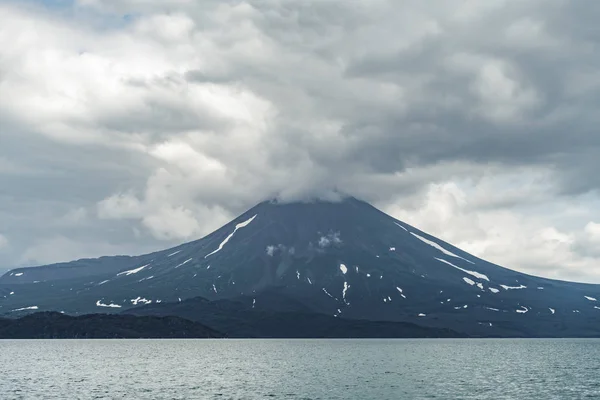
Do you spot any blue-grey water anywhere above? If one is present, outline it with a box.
[1,339,599,399]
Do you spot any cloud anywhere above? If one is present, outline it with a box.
[1,0,600,281]
[0,234,8,250]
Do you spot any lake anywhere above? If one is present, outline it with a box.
[1,339,598,399]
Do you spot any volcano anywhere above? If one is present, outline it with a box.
[2,197,600,337]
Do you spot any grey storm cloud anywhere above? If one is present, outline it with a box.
[1,0,600,282]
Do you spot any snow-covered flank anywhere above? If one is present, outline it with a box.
[396,287,407,299]
[435,258,489,281]
[549,308,555,314]
[130,297,152,305]
[584,296,597,302]
[167,250,181,257]
[97,280,110,286]
[117,264,149,276]
[489,287,500,294]
[500,284,527,290]
[395,222,408,232]
[11,306,38,312]
[96,300,121,308]
[418,313,426,317]
[516,306,529,314]
[339,264,348,274]
[342,282,350,305]
[205,214,257,258]
[463,277,476,286]
[410,232,474,264]
[174,258,193,269]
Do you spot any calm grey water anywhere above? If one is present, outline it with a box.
[1,339,599,399]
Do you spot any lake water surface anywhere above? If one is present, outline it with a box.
[1,339,598,399]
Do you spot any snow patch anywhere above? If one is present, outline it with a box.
[174,258,193,269]
[98,280,110,286]
[205,214,257,258]
[489,288,500,293]
[96,300,122,308]
[339,264,348,274]
[117,264,149,276]
[500,284,527,290]
[138,276,154,282]
[549,308,555,314]
[389,247,396,251]
[11,306,38,312]
[418,313,426,317]
[584,296,597,302]
[410,232,474,263]
[366,273,371,277]
[14,273,23,277]
[130,297,152,305]
[296,271,300,280]
[435,258,489,281]
[266,245,276,256]
[307,277,312,285]
[476,282,484,290]
[167,250,181,257]
[9,292,14,295]
[252,298,256,308]
[212,284,218,294]
[463,277,476,286]
[516,306,529,314]
[342,282,350,305]
[485,307,500,312]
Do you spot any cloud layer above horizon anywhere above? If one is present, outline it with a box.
[1,0,600,282]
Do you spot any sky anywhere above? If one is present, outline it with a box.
[1,0,600,283]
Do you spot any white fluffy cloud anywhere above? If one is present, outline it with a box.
[1,0,600,281]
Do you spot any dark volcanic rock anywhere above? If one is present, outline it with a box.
[0,312,224,339]
[125,297,465,338]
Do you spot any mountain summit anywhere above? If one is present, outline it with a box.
[2,197,600,337]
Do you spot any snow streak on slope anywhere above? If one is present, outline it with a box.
[434,258,489,281]
[117,264,149,276]
[174,258,193,269]
[205,215,257,258]
[410,232,474,264]
[11,306,38,312]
